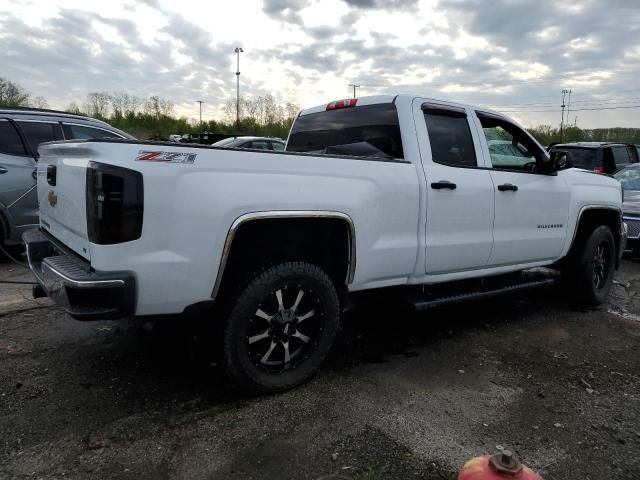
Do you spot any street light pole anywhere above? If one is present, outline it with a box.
[348,83,360,99]
[560,89,569,143]
[196,100,204,130]
[234,47,244,128]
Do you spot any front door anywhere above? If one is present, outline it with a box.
[416,101,495,274]
[473,112,570,266]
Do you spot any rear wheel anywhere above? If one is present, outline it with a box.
[565,225,616,305]
[221,261,340,393]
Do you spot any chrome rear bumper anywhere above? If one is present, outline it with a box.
[22,228,136,320]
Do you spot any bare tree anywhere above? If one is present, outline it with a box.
[84,92,111,118]
[66,102,82,114]
[285,102,300,119]
[29,96,49,109]
[145,95,174,118]
[110,92,127,118]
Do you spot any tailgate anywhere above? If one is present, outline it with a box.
[37,143,92,260]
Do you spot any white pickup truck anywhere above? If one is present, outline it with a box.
[24,94,626,392]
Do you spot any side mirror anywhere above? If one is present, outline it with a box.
[548,150,574,172]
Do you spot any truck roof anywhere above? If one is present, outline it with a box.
[298,94,507,118]
[554,142,632,149]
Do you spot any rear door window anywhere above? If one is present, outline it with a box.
[0,120,28,157]
[287,103,404,159]
[16,121,63,156]
[62,124,123,140]
[423,106,477,167]
[271,141,285,151]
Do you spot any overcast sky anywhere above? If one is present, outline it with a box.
[1,0,639,128]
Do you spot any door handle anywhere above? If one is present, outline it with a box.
[0,166,7,174]
[498,183,518,192]
[431,180,457,190]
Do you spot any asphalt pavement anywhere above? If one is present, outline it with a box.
[1,254,639,480]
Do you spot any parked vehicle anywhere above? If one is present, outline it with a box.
[614,163,640,254]
[168,134,183,142]
[549,142,639,174]
[212,136,286,151]
[24,95,625,393]
[180,132,229,145]
[0,107,132,246]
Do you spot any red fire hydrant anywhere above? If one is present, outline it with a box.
[458,450,543,480]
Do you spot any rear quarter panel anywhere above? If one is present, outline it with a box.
[81,142,421,315]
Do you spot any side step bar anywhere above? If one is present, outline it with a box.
[411,277,556,311]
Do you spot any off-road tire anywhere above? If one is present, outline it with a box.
[566,225,616,306]
[221,261,340,393]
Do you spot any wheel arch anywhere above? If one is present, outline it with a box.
[566,205,623,266]
[211,211,356,300]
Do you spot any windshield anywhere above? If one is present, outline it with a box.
[287,103,404,159]
[615,166,640,191]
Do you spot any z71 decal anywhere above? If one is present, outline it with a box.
[135,150,197,164]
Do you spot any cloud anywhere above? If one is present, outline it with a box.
[0,0,638,127]
[343,0,418,10]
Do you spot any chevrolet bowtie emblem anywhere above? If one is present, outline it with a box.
[48,190,57,207]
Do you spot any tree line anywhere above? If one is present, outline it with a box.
[527,124,640,146]
[2,77,639,144]
[0,77,298,139]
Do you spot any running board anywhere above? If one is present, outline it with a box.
[411,277,556,311]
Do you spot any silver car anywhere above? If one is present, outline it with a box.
[0,108,133,245]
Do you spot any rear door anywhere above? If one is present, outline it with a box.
[415,100,495,274]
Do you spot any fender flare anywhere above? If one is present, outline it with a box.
[565,205,624,259]
[211,210,356,299]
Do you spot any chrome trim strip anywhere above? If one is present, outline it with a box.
[41,259,125,289]
[211,210,356,300]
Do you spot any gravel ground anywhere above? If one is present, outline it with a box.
[1,254,639,480]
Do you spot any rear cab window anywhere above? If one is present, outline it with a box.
[287,103,404,160]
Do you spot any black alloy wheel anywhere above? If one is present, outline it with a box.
[222,262,340,393]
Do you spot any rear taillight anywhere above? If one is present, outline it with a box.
[594,166,604,173]
[86,161,143,244]
[326,98,357,111]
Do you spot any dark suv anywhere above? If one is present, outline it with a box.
[549,142,639,174]
[0,108,133,246]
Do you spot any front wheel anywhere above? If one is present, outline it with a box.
[221,262,340,393]
[566,225,616,305]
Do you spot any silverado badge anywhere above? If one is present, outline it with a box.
[47,191,57,207]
